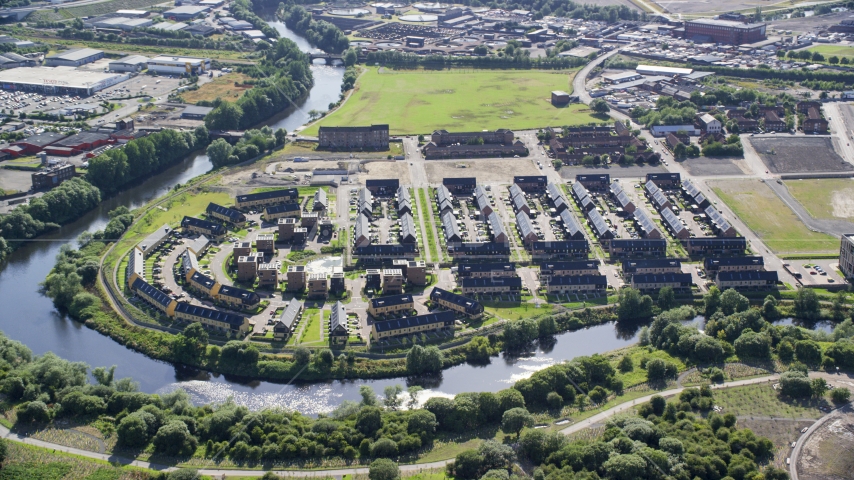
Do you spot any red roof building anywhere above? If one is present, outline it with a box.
[1,132,66,157]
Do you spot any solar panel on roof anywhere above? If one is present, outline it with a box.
[634,209,659,236]
[516,211,534,238]
[682,179,701,198]
[610,181,624,196]
[616,191,632,208]
[661,208,685,234]
[588,209,610,237]
[704,205,732,232]
[644,180,660,195]
[559,209,582,237]
[572,181,589,200]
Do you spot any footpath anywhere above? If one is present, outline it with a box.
[0,375,782,478]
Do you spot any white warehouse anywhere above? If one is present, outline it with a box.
[147,55,211,76]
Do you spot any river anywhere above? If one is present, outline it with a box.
[0,22,646,415]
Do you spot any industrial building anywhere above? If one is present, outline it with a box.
[147,55,211,76]
[45,48,104,67]
[109,55,149,73]
[0,67,128,96]
[318,125,389,150]
[163,5,209,20]
[679,18,766,45]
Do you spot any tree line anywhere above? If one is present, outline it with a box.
[363,49,587,70]
[279,3,349,54]
[85,127,211,194]
[206,126,287,168]
[203,37,313,130]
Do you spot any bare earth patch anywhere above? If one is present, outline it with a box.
[425,158,541,185]
[831,190,854,218]
[362,161,411,185]
[797,409,854,480]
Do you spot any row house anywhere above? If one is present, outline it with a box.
[630,273,693,292]
[622,258,682,275]
[539,260,600,279]
[545,274,607,294]
[460,276,523,295]
[430,287,484,319]
[371,311,455,340]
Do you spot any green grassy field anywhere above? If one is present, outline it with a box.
[806,44,854,61]
[710,180,838,254]
[785,178,854,220]
[298,308,323,344]
[712,383,828,418]
[417,188,439,261]
[303,68,603,135]
[483,301,553,321]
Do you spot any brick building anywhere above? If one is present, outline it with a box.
[318,125,389,150]
[680,18,766,44]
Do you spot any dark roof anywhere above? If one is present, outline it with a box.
[430,287,483,315]
[622,258,682,270]
[460,277,523,288]
[330,301,347,334]
[687,237,746,247]
[181,216,225,236]
[218,284,260,305]
[131,277,173,308]
[207,202,245,222]
[354,244,417,256]
[548,275,607,286]
[632,273,693,284]
[319,125,388,132]
[370,294,414,309]
[54,131,110,147]
[610,239,667,249]
[704,256,764,268]
[633,210,660,237]
[236,188,299,203]
[277,299,302,330]
[540,260,601,271]
[373,311,455,333]
[575,174,610,183]
[16,131,66,148]
[265,203,301,215]
[457,263,515,274]
[189,271,217,290]
[646,172,681,183]
[443,177,477,186]
[449,242,511,255]
[513,176,547,183]
[531,240,590,251]
[559,209,583,237]
[174,302,245,328]
[366,179,400,187]
[716,271,778,282]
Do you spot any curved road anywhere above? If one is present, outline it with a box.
[0,374,780,477]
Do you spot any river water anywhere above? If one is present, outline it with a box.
[0,22,645,415]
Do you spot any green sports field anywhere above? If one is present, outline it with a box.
[302,68,604,135]
[805,45,854,60]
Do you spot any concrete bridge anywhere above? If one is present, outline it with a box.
[309,53,343,64]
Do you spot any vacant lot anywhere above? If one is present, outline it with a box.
[181,73,253,104]
[798,409,854,479]
[710,179,839,254]
[362,161,411,185]
[303,68,603,135]
[749,137,851,174]
[680,157,750,176]
[785,178,854,220]
[425,158,541,184]
[649,0,769,15]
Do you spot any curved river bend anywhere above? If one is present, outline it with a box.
[0,23,645,414]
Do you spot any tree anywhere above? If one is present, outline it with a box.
[616,287,654,321]
[501,407,534,438]
[720,289,749,315]
[452,450,483,480]
[360,385,378,406]
[344,48,358,66]
[794,288,821,320]
[734,329,771,359]
[205,101,243,130]
[117,412,151,447]
[796,340,822,366]
[703,286,722,317]
[780,370,812,398]
[152,421,197,456]
[590,99,610,114]
[832,292,846,322]
[383,384,403,410]
[206,138,234,168]
[762,295,780,320]
[811,377,828,398]
[356,406,383,435]
[829,55,840,64]
[831,387,851,403]
[369,459,399,480]
[657,286,675,311]
[603,453,647,480]
[646,358,675,383]
[406,345,443,374]
[618,355,633,372]
[294,346,310,364]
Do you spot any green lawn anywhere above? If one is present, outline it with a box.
[298,308,323,344]
[710,180,838,254]
[417,188,439,261]
[483,301,553,321]
[303,68,603,135]
[784,178,854,221]
[805,44,854,62]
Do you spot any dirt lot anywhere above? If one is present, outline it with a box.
[798,408,854,479]
[785,178,854,220]
[360,161,411,185]
[425,158,541,185]
[749,137,852,174]
[679,157,751,176]
[739,419,815,470]
[651,0,796,15]
[0,168,33,193]
[768,10,854,34]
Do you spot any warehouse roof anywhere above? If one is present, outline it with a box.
[110,54,149,66]
[47,48,102,62]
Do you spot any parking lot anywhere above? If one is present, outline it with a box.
[749,137,852,174]
[785,260,847,287]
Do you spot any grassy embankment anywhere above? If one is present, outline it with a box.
[303,68,603,136]
[710,179,838,254]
